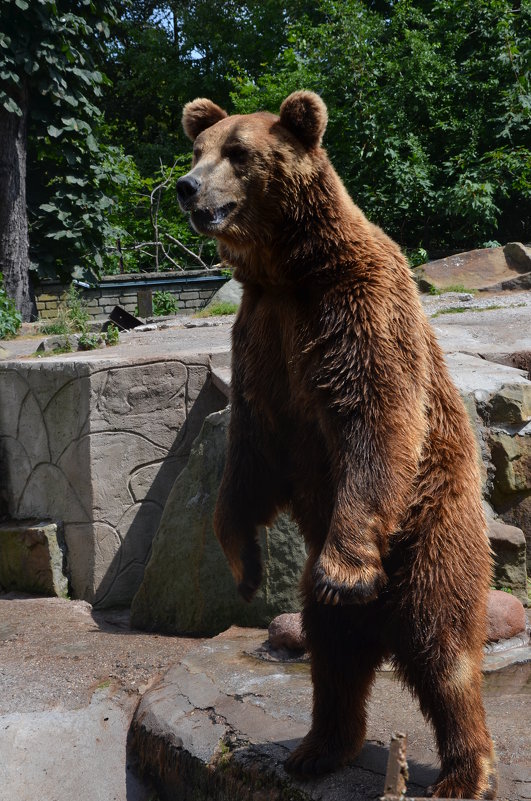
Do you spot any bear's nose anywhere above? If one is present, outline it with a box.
[177,174,201,205]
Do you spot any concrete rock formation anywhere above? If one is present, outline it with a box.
[0,520,67,597]
[0,352,227,607]
[206,277,243,309]
[131,408,307,635]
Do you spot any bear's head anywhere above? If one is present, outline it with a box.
[177,91,328,248]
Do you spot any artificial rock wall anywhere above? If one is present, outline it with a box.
[0,352,227,606]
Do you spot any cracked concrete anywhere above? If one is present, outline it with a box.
[131,627,531,801]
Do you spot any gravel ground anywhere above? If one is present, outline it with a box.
[0,593,199,716]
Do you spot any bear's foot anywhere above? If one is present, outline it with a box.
[284,731,354,778]
[312,557,387,605]
[428,757,497,800]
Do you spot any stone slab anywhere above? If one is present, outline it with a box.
[0,686,150,801]
[130,628,531,801]
[444,352,530,399]
[430,301,531,361]
[0,520,67,597]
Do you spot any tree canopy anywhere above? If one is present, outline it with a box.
[1,0,530,307]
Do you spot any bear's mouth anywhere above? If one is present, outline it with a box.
[190,203,237,234]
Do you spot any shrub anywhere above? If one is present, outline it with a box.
[0,274,22,339]
[152,290,179,316]
[39,284,90,335]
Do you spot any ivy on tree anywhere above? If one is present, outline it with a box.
[0,0,117,318]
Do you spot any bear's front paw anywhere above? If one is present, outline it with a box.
[237,540,263,602]
[312,555,387,605]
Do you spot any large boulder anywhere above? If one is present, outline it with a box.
[206,277,242,310]
[414,243,531,293]
[131,408,306,635]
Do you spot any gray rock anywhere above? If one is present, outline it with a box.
[36,335,78,353]
[413,246,530,293]
[130,628,530,801]
[206,277,242,309]
[0,520,68,597]
[488,519,528,603]
[131,408,306,635]
[487,383,531,425]
[504,242,531,272]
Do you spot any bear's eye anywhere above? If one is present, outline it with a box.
[225,145,248,164]
[192,146,203,162]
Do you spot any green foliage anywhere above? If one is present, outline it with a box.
[4,0,530,281]
[152,290,179,316]
[0,272,22,339]
[39,283,90,334]
[428,283,470,296]
[229,0,531,251]
[101,154,217,275]
[78,331,103,350]
[405,247,428,268]
[104,322,119,345]
[431,304,505,317]
[196,301,239,318]
[0,0,119,282]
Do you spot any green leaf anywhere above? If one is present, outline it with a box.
[47,124,63,137]
[2,96,22,116]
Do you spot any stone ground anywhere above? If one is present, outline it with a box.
[0,594,529,801]
[1,288,530,364]
[0,594,197,801]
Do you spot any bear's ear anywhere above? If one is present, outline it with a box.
[279,91,328,149]
[182,98,228,141]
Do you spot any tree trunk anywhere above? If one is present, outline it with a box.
[0,80,34,321]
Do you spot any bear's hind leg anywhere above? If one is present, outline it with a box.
[397,646,496,799]
[285,601,384,777]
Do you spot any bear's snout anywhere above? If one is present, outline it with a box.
[177,174,201,209]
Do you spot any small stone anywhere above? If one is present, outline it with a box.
[268,612,306,651]
[134,324,158,332]
[486,589,526,642]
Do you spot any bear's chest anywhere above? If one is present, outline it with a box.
[235,290,317,421]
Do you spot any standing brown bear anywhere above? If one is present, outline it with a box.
[178,91,496,799]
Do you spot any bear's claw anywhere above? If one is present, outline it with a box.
[313,561,387,605]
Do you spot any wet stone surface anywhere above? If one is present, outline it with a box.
[131,627,531,801]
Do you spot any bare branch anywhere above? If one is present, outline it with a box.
[159,242,185,272]
[165,233,220,269]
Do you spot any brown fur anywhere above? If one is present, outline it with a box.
[179,91,496,799]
